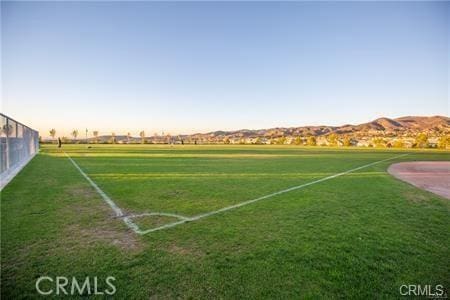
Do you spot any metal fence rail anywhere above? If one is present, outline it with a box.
[1,113,39,189]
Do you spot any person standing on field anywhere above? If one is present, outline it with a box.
[58,137,62,148]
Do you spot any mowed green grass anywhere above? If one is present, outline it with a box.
[1,144,449,299]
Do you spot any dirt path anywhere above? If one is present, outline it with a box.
[388,161,450,200]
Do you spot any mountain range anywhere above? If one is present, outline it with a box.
[77,116,449,143]
[193,115,450,139]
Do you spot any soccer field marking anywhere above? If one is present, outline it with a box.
[138,153,410,234]
[128,212,191,221]
[65,151,408,235]
[64,152,142,234]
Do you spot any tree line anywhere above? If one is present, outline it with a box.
[43,129,450,149]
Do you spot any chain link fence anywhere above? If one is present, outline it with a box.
[1,113,39,189]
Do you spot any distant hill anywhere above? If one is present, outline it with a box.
[196,115,450,139]
[49,115,449,143]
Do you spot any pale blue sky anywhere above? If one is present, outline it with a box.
[2,1,448,137]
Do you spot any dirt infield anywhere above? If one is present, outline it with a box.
[388,161,450,200]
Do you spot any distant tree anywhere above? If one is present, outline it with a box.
[438,135,449,149]
[223,137,230,144]
[71,130,78,142]
[327,133,338,146]
[342,136,352,147]
[277,137,287,145]
[111,132,116,144]
[49,129,56,140]
[393,139,404,148]
[307,136,317,146]
[254,137,263,145]
[372,137,386,148]
[239,138,245,144]
[294,136,302,145]
[140,131,145,144]
[127,132,131,143]
[415,133,428,148]
[93,131,99,143]
[2,124,12,136]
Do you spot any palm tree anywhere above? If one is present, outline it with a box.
[111,132,116,144]
[127,132,131,144]
[71,130,78,142]
[93,131,99,143]
[140,131,145,144]
[49,129,56,140]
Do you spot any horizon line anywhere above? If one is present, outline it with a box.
[35,114,448,139]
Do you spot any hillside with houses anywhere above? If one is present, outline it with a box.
[49,116,450,149]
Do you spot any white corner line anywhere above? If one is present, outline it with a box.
[129,212,191,221]
[137,153,410,235]
[65,151,409,235]
[64,152,141,234]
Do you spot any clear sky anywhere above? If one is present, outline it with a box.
[2,1,448,138]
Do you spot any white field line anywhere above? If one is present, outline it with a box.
[64,152,141,233]
[138,153,410,234]
[128,212,191,221]
[65,151,409,235]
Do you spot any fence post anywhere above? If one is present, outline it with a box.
[5,118,10,171]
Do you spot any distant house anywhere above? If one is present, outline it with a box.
[356,139,371,147]
[428,137,439,148]
[316,136,328,146]
[285,137,294,144]
[403,138,415,148]
[230,138,241,144]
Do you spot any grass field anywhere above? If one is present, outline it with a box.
[1,144,449,298]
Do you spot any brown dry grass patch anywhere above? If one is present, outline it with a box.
[56,184,145,253]
[403,190,429,203]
